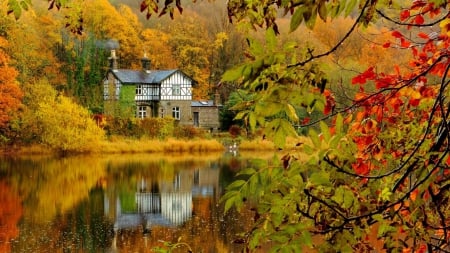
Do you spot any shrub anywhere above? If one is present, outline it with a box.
[173,125,205,139]
[228,125,241,138]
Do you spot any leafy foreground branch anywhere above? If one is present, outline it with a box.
[221,1,450,252]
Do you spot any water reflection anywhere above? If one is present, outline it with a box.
[0,153,262,252]
[110,167,219,231]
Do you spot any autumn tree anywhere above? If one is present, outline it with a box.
[140,28,177,69]
[218,0,450,252]
[21,79,104,153]
[0,36,23,141]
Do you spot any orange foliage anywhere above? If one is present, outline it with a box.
[0,37,23,130]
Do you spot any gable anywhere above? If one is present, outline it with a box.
[109,69,194,85]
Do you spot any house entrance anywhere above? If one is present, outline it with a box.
[193,112,199,127]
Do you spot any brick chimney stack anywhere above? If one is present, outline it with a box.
[141,52,151,73]
[108,49,118,71]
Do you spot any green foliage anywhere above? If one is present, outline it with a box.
[225,0,371,33]
[119,85,136,115]
[6,0,31,19]
[63,34,107,109]
[222,28,328,148]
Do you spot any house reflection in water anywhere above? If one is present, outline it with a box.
[104,167,220,233]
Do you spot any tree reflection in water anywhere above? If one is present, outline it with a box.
[0,153,261,252]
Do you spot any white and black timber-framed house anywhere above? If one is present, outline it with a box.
[103,50,221,131]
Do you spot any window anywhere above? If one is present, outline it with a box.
[138,106,147,118]
[103,79,109,100]
[136,85,142,95]
[114,79,121,99]
[172,106,180,120]
[172,84,181,96]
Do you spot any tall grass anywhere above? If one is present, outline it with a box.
[97,138,224,154]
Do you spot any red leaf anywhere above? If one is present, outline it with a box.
[414,14,424,25]
[400,10,410,21]
[382,42,391,48]
[375,77,392,89]
[392,30,403,38]
[352,75,366,85]
[409,98,420,107]
[418,32,429,40]
[361,67,376,79]
[412,0,426,9]
[302,117,310,124]
[400,38,411,48]
[411,46,418,57]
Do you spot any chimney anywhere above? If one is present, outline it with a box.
[214,82,222,106]
[214,89,221,106]
[108,49,118,71]
[141,52,151,73]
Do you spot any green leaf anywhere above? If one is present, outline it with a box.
[377,221,396,237]
[309,128,321,148]
[255,102,282,117]
[308,171,331,186]
[248,112,257,131]
[318,1,328,21]
[221,64,246,82]
[335,113,343,135]
[285,103,299,123]
[234,110,247,120]
[301,230,313,248]
[227,179,247,190]
[237,168,257,176]
[345,0,358,16]
[20,0,30,11]
[265,27,277,50]
[248,37,264,56]
[320,121,331,142]
[223,193,240,213]
[290,6,306,32]
[305,6,318,29]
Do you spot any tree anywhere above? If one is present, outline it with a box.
[219,0,450,252]
[22,79,104,153]
[0,36,23,140]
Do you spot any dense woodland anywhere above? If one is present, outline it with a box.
[0,0,413,153]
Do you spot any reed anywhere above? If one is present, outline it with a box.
[238,139,276,151]
[97,138,224,154]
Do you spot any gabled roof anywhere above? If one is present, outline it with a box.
[109,69,185,84]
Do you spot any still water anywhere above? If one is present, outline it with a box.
[0,152,272,253]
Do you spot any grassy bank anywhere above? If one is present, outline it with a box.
[2,135,313,156]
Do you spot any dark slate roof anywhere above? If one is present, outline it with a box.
[110,69,179,84]
[191,100,215,107]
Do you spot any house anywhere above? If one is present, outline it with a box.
[103,50,221,131]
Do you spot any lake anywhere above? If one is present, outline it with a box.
[0,151,274,253]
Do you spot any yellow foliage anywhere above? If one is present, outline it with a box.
[22,79,104,152]
[35,95,105,152]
